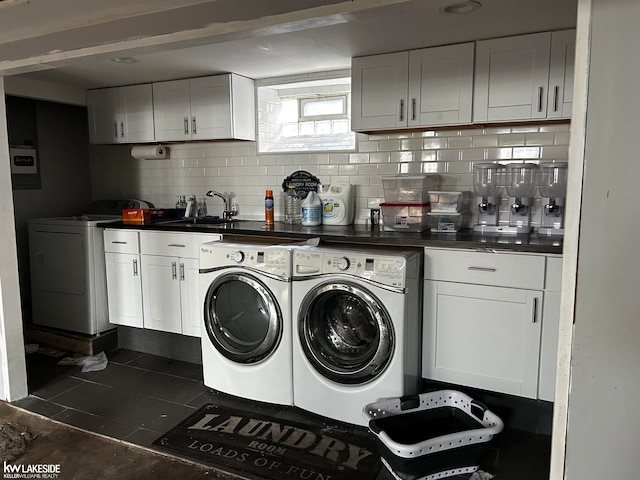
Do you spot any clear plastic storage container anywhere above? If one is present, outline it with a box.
[380,203,430,232]
[427,212,463,232]
[428,191,463,212]
[382,175,440,204]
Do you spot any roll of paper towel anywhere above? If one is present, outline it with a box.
[130,145,169,160]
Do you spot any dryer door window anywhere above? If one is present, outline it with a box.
[204,273,282,363]
[298,282,394,385]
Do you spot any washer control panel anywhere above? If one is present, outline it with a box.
[293,249,407,287]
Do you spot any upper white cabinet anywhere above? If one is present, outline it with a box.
[547,29,576,119]
[351,43,474,131]
[473,29,575,122]
[87,84,155,144]
[153,73,255,142]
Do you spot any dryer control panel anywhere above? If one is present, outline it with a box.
[200,244,292,277]
[294,249,408,288]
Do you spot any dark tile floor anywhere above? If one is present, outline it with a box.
[13,348,551,480]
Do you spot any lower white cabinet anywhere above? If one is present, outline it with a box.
[538,255,563,402]
[423,247,558,400]
[139,231,221,336]
[104,229,143,328]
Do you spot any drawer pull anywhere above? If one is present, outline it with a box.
[467,266,497,272]
[111,241,127,244]
[168,243,186,248]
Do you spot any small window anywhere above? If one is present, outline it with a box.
[257,77,355,153]
[299,96,347,121]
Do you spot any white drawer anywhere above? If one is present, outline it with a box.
[545,256,563,292]
[424,247,546,289]
[104,229,140,254]
[140,231,221,258]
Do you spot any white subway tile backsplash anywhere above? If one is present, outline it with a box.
[90,121,570,225]
[447,136,473,149]
[401,138,423,151]
[390,151,414,163]
[525,132,555,146]
[436,149,460,162]
[498,133,525,146]
[423,137,448,149]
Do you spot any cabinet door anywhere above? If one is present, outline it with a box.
[189,75,233,140]
[351,52,409,131]
[539,291,560,401]
[180,257,201,337]
[140,255,182,334]
[153,79,192,141]
[105,252,143,328]
[547,29,575,119]
[474,32,552,122]
[408,43,474,127]
[87,88,120,144]
[119,84,155,143]
[423,280,542,398]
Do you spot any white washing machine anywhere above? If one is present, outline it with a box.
[292,245,422,426]
[199,241,294,405]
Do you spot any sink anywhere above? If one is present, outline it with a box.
[159,217,244,228]
[162,217,231,225]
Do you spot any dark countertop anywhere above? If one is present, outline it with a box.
[101,219,564,254]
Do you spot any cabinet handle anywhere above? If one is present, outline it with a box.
[179,263,185,281]
[399,99,404,122]
[114,122,118,139]
[537,87,544,112]
[467,266,497,272]
[553,86,559,112]
[184,117,189,135]
[168,243,186,248]
[111,241,127,244]
[531,297,539,323]
[192,116,197,135]
[120,121,125,138]
[411,98,416,121]
[171,261,177,280]
[133,259,138,276]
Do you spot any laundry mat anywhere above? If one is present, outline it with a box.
[153,404,381,480]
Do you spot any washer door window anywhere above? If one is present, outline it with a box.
[299,282,394,385]
[204,273,282,364]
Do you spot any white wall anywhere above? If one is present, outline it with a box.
[0,78,28,401]
[564,0,640,478]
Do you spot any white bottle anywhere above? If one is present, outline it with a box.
[301,189,322,226]
[318,183,354,225]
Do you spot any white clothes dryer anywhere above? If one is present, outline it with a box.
[292,245,422,426]
[199,241,294,405]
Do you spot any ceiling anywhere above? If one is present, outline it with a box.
[0,0,578,91]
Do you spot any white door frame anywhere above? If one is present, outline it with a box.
[0,77,28,401]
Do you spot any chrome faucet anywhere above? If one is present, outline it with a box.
[205,190,237,220]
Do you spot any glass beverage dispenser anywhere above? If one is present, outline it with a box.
[472,163,503,233]
[505,163,538,234]
[538,161,568,236]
